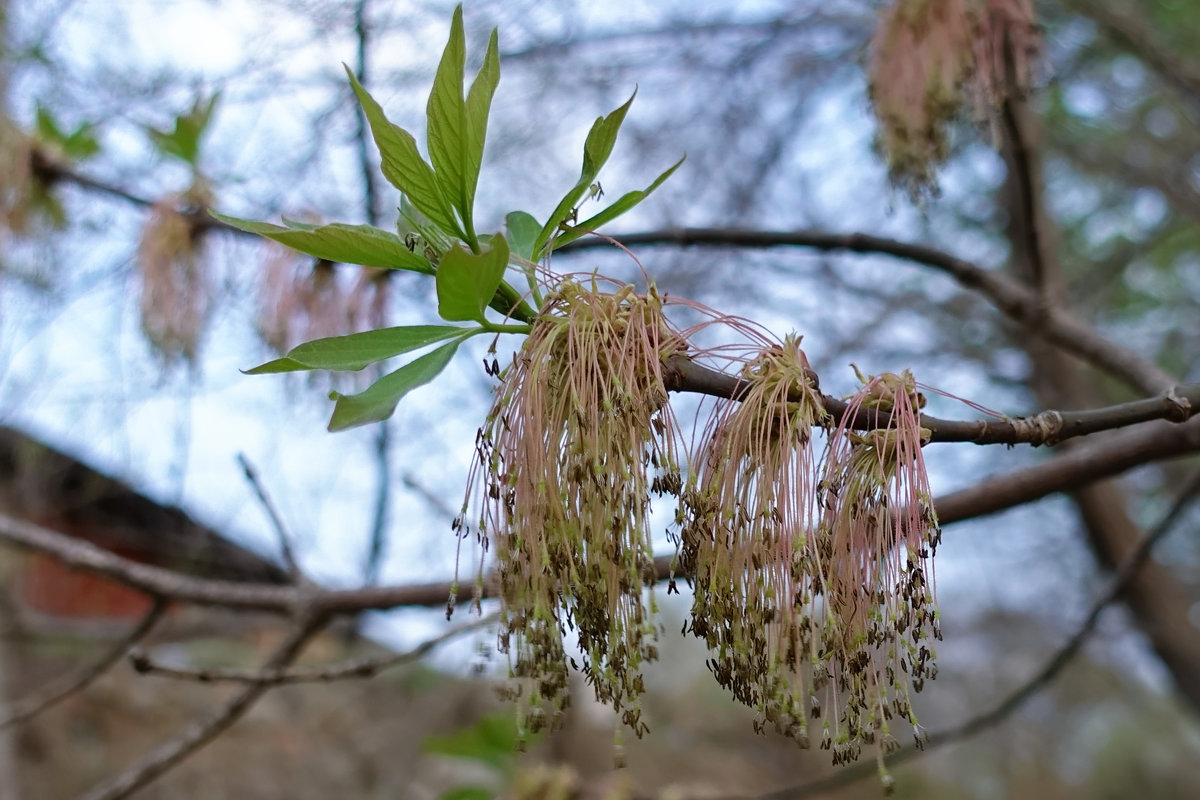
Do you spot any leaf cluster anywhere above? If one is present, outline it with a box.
[221,5,682,431]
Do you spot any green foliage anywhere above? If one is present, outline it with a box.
[34,106,99,160]
[424,712,524,772]
[436,236,510,323]
[245,325,467,374]
[327,337,466,431]
[427,5,500,250]
[347,67,462,239]
[424,712,533,799]
[227,4,681,430]
[146,93,218,166]
[504,211,541,262]
[531,90,637,258]
[551,154,685,250]
[213,214,433,273]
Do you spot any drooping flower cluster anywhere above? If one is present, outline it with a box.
[867,0,1040,193]
[457,279,943,776]
[680,336,826,745]
[137,193,213,363]
[458,278,688,739]
[812,368,941,765]
[681,355,941,773]
[256,245,390,356]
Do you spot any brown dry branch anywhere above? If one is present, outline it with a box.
[77,612,328,800]
[561,228,1176,395]
[237,453,302,581]
[129,612,498,686]
[0,599,166,730]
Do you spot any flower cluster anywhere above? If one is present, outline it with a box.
[681,352,940,772]
[868,0,1040,193]
[458,281,942,778]
[811,368,941,766]
[137,193,213,363]
[680,336,826,745]
[458,279,687,740]
[256,246,390,356]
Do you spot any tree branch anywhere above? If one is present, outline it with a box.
[76,613,327,800]
[4,401,1200,617]
[237,453,301,581]
[130,612,497,686]
[0,599,166,730]
[936,416,1200,524]
[562,228,1177,395]
[665,354,1197,446]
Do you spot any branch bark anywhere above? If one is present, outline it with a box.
[76,613,326,800]
[562,228,1177,395]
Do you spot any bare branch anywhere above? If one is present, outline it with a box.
[237,453,301,581]
[666,355,1197,446]
[130,612,498,686]
[76,614,327,800]
[936,416,1200,524]
[738,466,1200,800]
[0,600,167,730]
[561,228,1178,395]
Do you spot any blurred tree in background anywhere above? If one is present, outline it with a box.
[1,1,1199,798]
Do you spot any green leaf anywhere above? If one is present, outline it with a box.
[244,325,467,373]
[427,7,469,236]
[35,106,63,143]
[423,713,522,772]
[550,154,685,250]
[463,26,500,239]
[345,67,463,239]
[327,338,464,431]
[426,6,501,250]
[504,211,541,261]
[146,93,219,165]
[582,89,636,178]
[212,213,433,273]
[35,106,100,160]
[437,235,509,322]
[242,357,307,375]
[533,90,637,257]
[62,126,100,160]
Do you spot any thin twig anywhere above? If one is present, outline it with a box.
[353,0,395,587]
[402,472,458,521]
[0,599,167,730]
[131,612,497,686]
[236,453,301,581]
[562,228,1178,395]
[738,466,1200,800]
[77,613,328,800]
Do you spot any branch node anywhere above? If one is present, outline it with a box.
[1163,386,1193,423]
[1008,410,1064,446]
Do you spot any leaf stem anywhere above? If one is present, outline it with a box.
[479,320,532,336]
